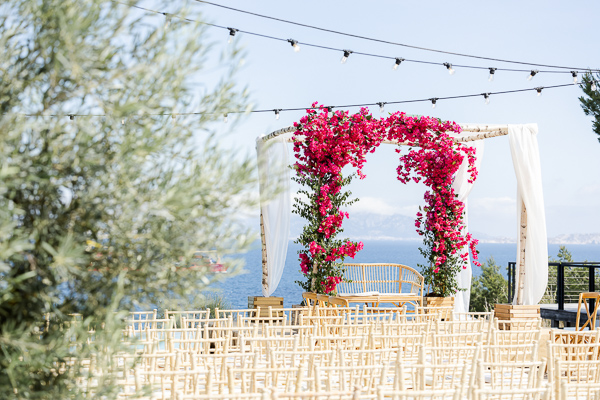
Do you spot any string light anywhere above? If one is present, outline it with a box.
[126,2,600,82]
[287,39,300,52]
[377,102,386,113]
[340,50,352,64]
[11,83,579,122]
[163,13,171,29]
[126,2,600,83]
[223,113,228,123]
[393,58,404,70]
[536,87,543,96]
[592,81,598,91]
[227,28,238,44]
[196,0,600,74]
[488,68,497,82]
[527,70,539,81]
[483,93,490,105]
[571,71,578,84]
[327,106,333,116]
[121,118,125,125]
[443,62,455,75]
[274,109,281,120]
[430,98,438,109]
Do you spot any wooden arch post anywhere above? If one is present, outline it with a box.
[516,200,527,305]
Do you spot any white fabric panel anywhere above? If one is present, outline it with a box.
[451,140,485,313]
[508,124,548,305]
[256,134,292,296]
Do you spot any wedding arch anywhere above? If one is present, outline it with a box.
[256,107,548,312]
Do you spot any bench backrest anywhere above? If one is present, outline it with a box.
[338,263,424,295]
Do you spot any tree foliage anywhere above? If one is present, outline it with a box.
[469,256,507,312]
[0,1,254,398]
[579,72,600,143]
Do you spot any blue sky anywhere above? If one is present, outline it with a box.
[160,0,600,239]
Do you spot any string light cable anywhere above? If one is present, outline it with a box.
[10,82,582,120]
[114,1,599,77]
[192,0,599,72]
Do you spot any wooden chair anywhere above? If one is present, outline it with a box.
[553,359,600,397]
[415,306,453,322]
[377,387,460,400]
[302,292,318,308]
[552,329,600,345]
[472,386,551,400]
[559,380,600,400]
[177,391,268,400]
[327,296,349,308]
[575,292,600,331]
[165,310,210,328]
[419,344,481,365]
[483,342,539,363]
[228,365,306,394]
[394,359,470,397]
[432,332,483,347]
[453,312,493,321]
[314,364,388,394]
[547,341,600,392]
[316,294,329,308]
[475,359,546,391]
[271,388,370,400]
[434,319,489,334]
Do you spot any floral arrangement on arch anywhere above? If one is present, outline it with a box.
[292,104,480,297]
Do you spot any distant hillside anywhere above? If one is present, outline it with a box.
[288,212,600,245]
[549,233,600,245]
[290,212,420,241]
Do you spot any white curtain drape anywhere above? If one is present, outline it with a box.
[508,124,548,305]
[451,140,485,313]
[256,134,292,296]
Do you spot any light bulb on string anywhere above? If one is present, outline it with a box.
[536,87,543,96]
[162,13,171,29]
[483,93,490,105]
[488,68,497,82]
[377,102,386,113]
[592,81,598,91]
[69,115,74,121]
[223,113,228,123]
[121,118,125,125]
[287,39,300,52]
[227,28,238,44]
[393,58,404,70]
[327,106,333,117]
[430,98,438,109]
[443,63,455,75]
[274,109,281,120]
[571,71,578,84]
[340,50,352,64]
[527,70,539,81]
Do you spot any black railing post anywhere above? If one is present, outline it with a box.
[558,263,565,311]
[507,262,515,302]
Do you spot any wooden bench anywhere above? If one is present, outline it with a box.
[333,263,424,308]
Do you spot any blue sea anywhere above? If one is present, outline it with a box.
[215,241,600,309]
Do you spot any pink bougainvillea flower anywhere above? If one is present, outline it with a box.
[293,103,479,296]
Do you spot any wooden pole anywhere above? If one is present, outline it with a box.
[516,200,527,305]
[260,211,269,296]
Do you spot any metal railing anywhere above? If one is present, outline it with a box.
[508,262,600,310]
